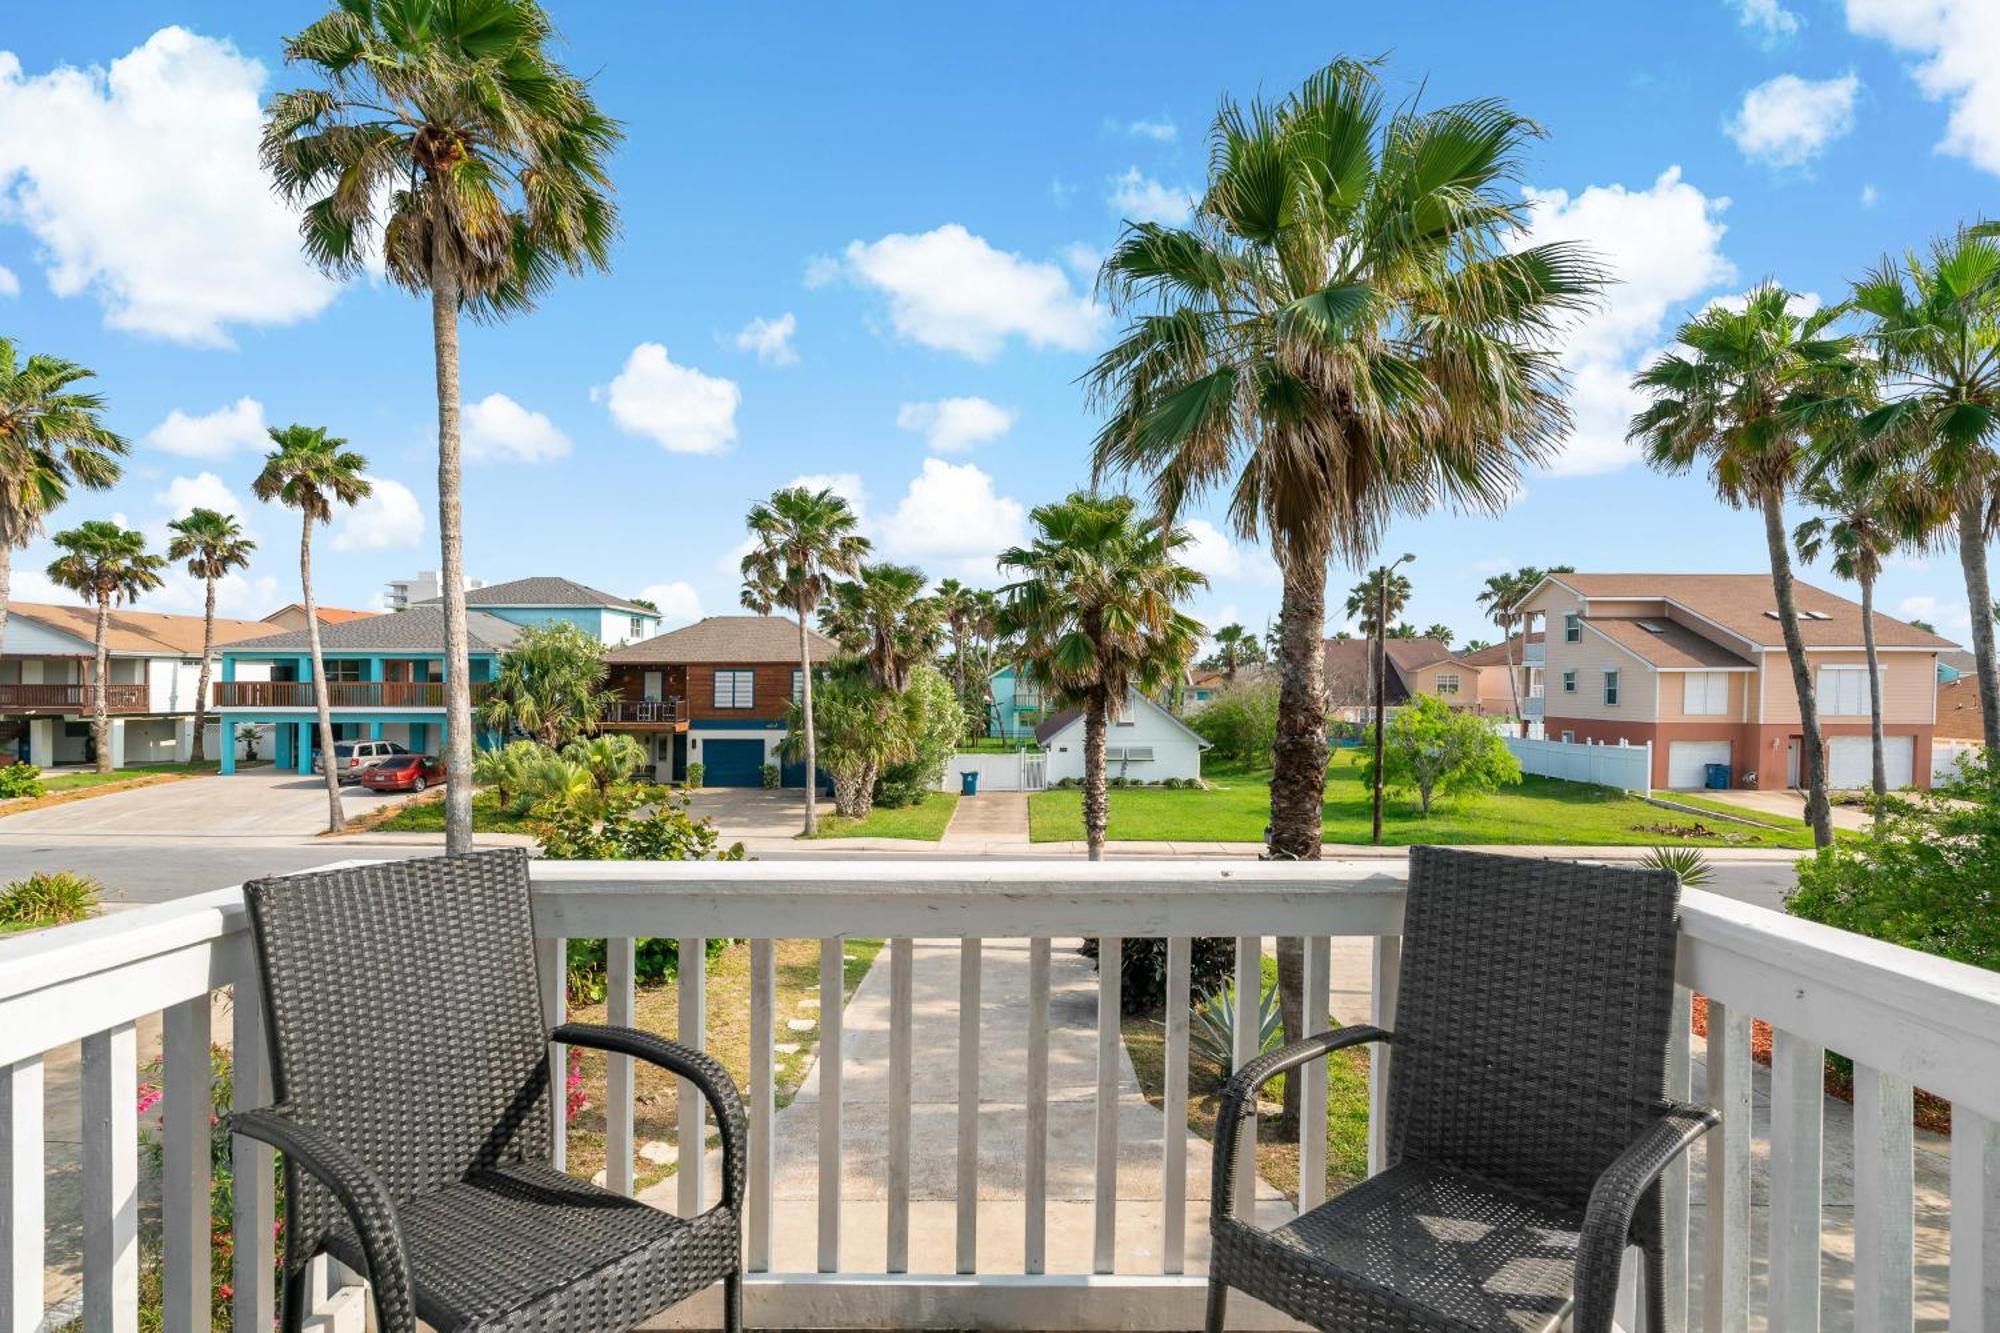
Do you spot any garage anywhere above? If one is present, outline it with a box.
[1667,740,1733,789]
[1828,734,1914,789]
[698,737,767,787]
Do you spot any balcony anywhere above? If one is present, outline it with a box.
[213,680,492,710]
[1,861,1994,1330]
[0,682,149,714]
[1523,695,1545,718]
[1522,641,1546,666]
[598,696,688,728]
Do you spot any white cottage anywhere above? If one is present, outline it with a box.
[1034,688,1211,784]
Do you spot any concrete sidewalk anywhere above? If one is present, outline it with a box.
[939,792,1030,851]
[1694,787,1873,832]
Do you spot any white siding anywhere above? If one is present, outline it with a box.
[1041,694,1207,784]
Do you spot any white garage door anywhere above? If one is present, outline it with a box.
[1828,735,1913,789]
[1667,740,1733,789]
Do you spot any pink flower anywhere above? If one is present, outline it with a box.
[135,1084,162,1115]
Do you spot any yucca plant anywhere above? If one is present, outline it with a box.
[1639,845,1713,890]
[1190,976,1282,1074]
[0,870,103,926]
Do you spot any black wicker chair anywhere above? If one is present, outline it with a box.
[1206,846,1717,1333]
[230,848,745,1333]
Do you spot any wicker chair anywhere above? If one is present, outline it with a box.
[1206,846,1717,1333]
[230,848,744,1333]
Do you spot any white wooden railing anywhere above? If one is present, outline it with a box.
[2,861,1998,1330]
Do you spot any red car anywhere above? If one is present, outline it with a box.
[359,754,447,794]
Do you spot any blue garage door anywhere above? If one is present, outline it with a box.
[702,738,766,787]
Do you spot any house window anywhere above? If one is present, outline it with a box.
[1561,730,1575,743]
[1603,670,1620,706]
[712,670,754,709]
[1106,745,1154,763]
[792,669,804,703]
[1564,613,1581,643]
[322,659,365,682]
[1683,671,1729,715]
[1818,665,1877,717]
[1435,672,1459,695]
[1561,670,1577,693]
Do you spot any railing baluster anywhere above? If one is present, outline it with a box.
[1657,985,1691,1332]
[1367,936,1400,1178]
[1230,936,1259,1218]
[535,936,567,1171]
[1766,1029,1822,1333]
[886,939,913,1274]
[1024,937,1051,1277]
[163,997,212,1332]
[82,1023,138,1333]
[1702,1000,1751,1333]
[1299,934,1330,1214]
[1,1057,44,1333]
[1852,1062,1914,1330]
[1093,935,1122,1275]
[747,939,775,1274]
[818,937,843,1273]
[1950,1107,2000,1329]
[232,981,274,1333]
[1161,936,1190,1274]
[678,937,707,1217]
[606,938,635,1197]
[957,937,982,1274]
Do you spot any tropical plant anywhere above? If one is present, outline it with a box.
[1189,679,1281,767]
[1630,282,1860,847]
[1363,694,1523,815]
[0,762,43,799]
[165,508,255,764]
[1462,638,1493,653]
[1476,566,1542,734]
[264,0,621,855]
[0,869,103,925]
[875,663,966,807]
[538,783,747,864]
[561,732,647,798]
[480,619,609,748]
[819,563,940,692]
[684,761,704,791]
[739,485,870,834]
[1638,845,1714,890]
[0,338,127,658]
[1210,623,1255,680]
[236,724,262,763]
[1344,568,1413,639]
[1080,936,1237,1012]
[252,424,371,832]
[782,666,913,819]
[1419,622,1454,645]
[1190,975,1283,1073]
[996,492,1206,860]
[934,576,978,697]
[46,521,166,774]
[473,739,542,812]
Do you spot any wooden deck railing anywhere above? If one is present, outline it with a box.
[598,696,687,726]
[213,681,492,709]
[0,682,148,714]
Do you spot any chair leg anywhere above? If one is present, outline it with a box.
[1204,1277,1229,1333]
[280,1265,309,1333]
[1643,1243,1669,1333]
[723,1271,743,1333]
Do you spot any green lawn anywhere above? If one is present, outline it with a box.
[1028,752,1819,848]
[805,790,959,840]
[38,761,220,793]
[371,789,546,834]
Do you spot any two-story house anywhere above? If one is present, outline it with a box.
[988,665,1046,741]
[2,601,274,768]
[1519,572,1955,791]
[600,615,837,786]
[1457,632,1545,721]
[1322,637,1485,721]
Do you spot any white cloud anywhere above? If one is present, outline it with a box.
[329,476,423,552]
[878,458,1027,579]
[0,28,337,345]
[788,471,868,514]
[462,392,570,464]
[596,343,741,455]
[143,396,267,459]
[153,471,247,523]
[1180,519,1278,585]
[1519,166,1737,475]
[1047,178,1078,209]
[1727,73,1860,168]
[1108,167,1195,225]
[733,312,798,366]
[1848,0,2000,175]
[802,254,840,289]
[896,396,1016,453]
[1125,117,1177,142]
[1733,0,1802,43]
[0,264,16,297]
[1860,183,1880,207]
[832,224,1104,361]
[1060,242,1101,281]
[1896,593,1970,639]
[638,580,703,630]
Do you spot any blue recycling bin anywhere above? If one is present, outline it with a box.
[1705,763,1732,790]
[960,770,980,796]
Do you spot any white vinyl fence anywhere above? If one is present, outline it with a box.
[1505,735,1652,795]
[937,750,1046,793]
[1934,738,1982,784]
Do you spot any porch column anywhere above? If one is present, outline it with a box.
[274,721,292,770]
[28,718,54,768]
[410,722,429,756]
[174,718,194,764]
[296,721,314,775]
[107,719,127,770]
[369,721,384,740]
[219,722,236,775]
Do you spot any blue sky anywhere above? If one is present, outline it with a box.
[1,1,1994,648]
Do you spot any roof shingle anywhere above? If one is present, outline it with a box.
[7,601,274,656]
[415,576,651,615]
[223,605,522,655]
[606,615,837,666]
[1541,573,1956,650]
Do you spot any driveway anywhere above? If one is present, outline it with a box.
[1692,787,1873,832]
[686,786,812,840]
[0,770,415,838]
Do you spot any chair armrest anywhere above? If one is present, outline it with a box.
[1572,1100,1719,1333]
[555,1022,749,1211]
[1211,1025,1392,1218]
[229,1104,418,1333]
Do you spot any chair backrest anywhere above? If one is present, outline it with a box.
[1387,846,1681,1218]
[243,848,553,1264]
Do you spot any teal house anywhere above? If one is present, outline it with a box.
[213,577,657,774]
[987,665,1046,741]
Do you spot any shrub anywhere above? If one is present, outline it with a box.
[1639,845,1713,889]
[1189,680,1280,767]
[1362,696,1522,815]
[1081,936,1236,1011]
[876,665,966,808]
[0,870,102,926]
[565,936,733,1005]
[760,762,781,789]
[684,761,705,790]
[0,762,44,799]
[1190,974,1282,1073]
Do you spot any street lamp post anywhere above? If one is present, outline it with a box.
[1371,552,1415,846]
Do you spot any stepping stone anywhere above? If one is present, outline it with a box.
[775,1042,801,1055]
[797,998,820,1010]
[787,1018,816,1032]
[639,1141,677,1166]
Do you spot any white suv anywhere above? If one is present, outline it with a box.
[314,739,412,784]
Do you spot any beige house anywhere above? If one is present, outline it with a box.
[1323,637,1491,720]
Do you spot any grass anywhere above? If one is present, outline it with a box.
[562,937,883,1192]
[37,760,221,793]
[368,788,546,834]
[1028,751,1820,848]
[804,790,959,840]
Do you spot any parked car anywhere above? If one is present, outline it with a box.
[359,754,447,794]
[314,739,411,783]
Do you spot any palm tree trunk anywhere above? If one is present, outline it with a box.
[92,592,112,774]
[301,518,344,833]
[191,575,215,763]
[1082,690,1108,861]
[1955,493,2000,752]
[1270,539,1331,1127]
[1503,613,1524,734]
[432,257,474,854]
[0,543,12,661]
[1762,489,1832,847]
[798,597,818,836]
[1860,570,1886,827]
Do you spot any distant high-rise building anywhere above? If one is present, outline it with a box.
[385,569,484,610]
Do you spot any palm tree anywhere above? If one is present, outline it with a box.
[1476,567,1542,734]
[820,564,940,693]
[561,732,646,799]
[934,577,978,695]
[480,619,608,748]
[263,0,620,854]
[1211,623,1253,680]
[740,486,871,835]
[1849,232,2000,751]
[45,522,164,774]
[0,340,127,656]
[1419,623,1454,645]
[252,425,371,834]
[1630,282,1857,848]
[1345,568,1412,636]
[996,492,1206,861]
[165,509,255,764]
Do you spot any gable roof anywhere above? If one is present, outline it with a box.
[1033,689,1213,749]
[1457,632,1541,668]
[1532,573,1956,652]
[6,601,274,657]
[224,605,522,655]
[416,575,651,616]
[1585,618,1756,670]
[260,603,379,626]
[606,615,837,666]
[1323,637,1472,705]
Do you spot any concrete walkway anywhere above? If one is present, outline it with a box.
[1696,787,1873,832]
[939,792,1030,851]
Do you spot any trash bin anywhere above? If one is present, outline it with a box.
[960,770,980,796]
[1705,763,1731,790]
